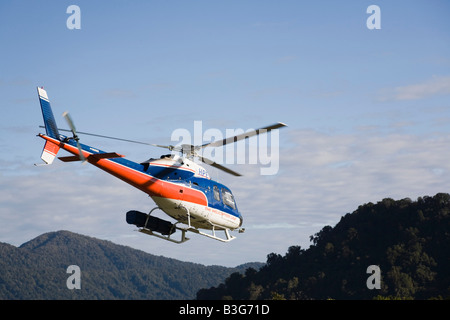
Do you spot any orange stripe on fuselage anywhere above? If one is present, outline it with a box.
[91,157,208,206]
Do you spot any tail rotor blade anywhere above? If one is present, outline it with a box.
[62,112,86,162]
[75,140,87,163]
[62,112,77,137]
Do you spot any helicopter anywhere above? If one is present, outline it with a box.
[35,87,286,243]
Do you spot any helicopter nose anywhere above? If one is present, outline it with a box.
[238,213,243,228]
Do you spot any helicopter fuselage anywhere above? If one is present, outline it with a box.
[38,134,243,233]
[36,86,289,242]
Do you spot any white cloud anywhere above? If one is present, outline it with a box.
[380,75,450,101]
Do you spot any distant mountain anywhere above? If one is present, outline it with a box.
[0,230,263,300]
[198,193,450,300]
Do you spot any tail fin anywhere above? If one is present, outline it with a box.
[37,87,60,141]
[39,140,61,165]
[37,87,61,165]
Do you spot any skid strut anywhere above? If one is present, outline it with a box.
[138,207,189,244]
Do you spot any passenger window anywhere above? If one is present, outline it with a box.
[213,185,220,201]
[222,188,236,209]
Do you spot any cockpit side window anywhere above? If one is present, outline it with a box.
[213,185,220,201]
[221,188,236,209]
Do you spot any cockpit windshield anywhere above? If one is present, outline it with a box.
[221,188,236,210]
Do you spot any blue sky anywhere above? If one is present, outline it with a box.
[1,1,450,267]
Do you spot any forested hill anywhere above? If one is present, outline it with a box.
[0,230,262,299]
[197,193,450,300]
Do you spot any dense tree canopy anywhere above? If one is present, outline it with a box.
[0,231,262,299]
[197,193,450,300]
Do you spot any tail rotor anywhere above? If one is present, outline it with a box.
[62,111,86,162]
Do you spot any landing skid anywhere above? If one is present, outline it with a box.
[137,206,237,243]
[139,224,190,244]
[185,225,236,242]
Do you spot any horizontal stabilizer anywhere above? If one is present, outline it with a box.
[58,156,82,162]
[59,152,124,162]
[91,152,124,159]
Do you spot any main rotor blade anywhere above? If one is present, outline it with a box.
[201,122,287,149]
[40,125,170,148]
[198,155,242,177]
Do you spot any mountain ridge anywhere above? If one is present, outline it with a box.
[0,230,263,300]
